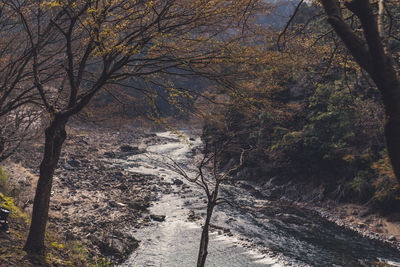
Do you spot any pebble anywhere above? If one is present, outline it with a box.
[358,223,366,228]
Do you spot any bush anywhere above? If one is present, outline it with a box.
[0,166,7,193]
[372,154,400,211]
[347,170,375,203]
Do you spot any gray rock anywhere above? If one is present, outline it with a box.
[188,210,200,221]
[67,159,81,167]
[357,223,366,229]
[120,145,139,152]
[389,235,397,241]
[104,152,116,158]
[128,200,149,211]
[109,201,118,208]
[173,179,183,185]
[63,163,74,170]
[150,214,166,222]
[182,184,190,189]
[99,238,125,256]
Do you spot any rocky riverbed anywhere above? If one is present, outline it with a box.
[116,131,400,266]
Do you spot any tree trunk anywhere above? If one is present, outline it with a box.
[197,202,215,267]
[379,74,400,182]
[321,0,400,183]
[24,114,68,254]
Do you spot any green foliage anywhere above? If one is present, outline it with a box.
[70,240,89,262]
[0,166,7,193]
[203,58,399,208]
[46,253,74,266]
[347,170,375,202]
[246,80,381,191]
[373,177,400,210]
[93,258,113,267]
[0,192,29,224]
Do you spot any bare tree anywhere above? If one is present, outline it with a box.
[158,138,246,267]
[0,107,43,162]
[0,0,46,161]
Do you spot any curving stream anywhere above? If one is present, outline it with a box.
[117,131,400,267]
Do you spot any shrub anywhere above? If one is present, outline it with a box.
[372,154,400,211]
[0,166,7,193]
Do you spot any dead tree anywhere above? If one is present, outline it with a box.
[160,139,246,267]
[0,107,43,162]
[0,0,44,161]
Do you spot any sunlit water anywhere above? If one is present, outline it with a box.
[116,132,400,267]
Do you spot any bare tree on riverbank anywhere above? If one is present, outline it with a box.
[161,138,246,267]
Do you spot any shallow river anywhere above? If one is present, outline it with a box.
[118,132,400,267]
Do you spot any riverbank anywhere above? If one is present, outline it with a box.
[1,126,168,265]
[236,178,400,252]
[308,200,400,250]
[119,131,400,266]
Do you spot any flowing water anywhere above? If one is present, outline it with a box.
[117,131,400,267]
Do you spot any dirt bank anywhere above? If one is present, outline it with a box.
[239,178,400,251]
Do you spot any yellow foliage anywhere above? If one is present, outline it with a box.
[342,154,355,162]
[372,154,395,180]
[0,167,6,192]
[51,241,65,250]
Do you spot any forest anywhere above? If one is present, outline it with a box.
[1,0,400,266]
[205,1,400,211]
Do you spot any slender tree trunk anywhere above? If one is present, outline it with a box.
[197,202,215,267]
[24,114,68,254]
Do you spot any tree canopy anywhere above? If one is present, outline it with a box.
[7,0,270,254]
